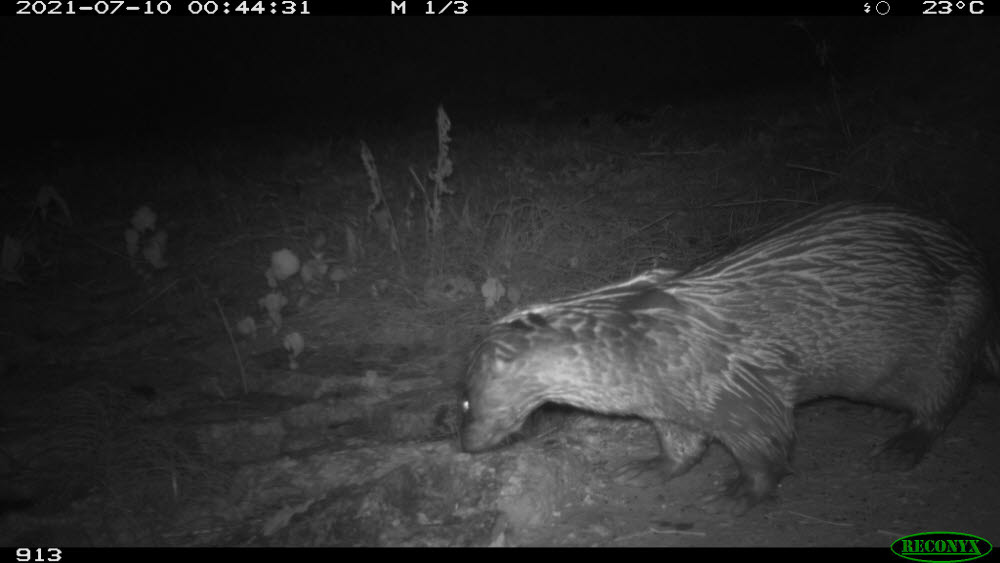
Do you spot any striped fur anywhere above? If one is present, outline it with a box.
[461,202,998,514]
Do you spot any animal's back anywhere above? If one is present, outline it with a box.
[671,203,995,407]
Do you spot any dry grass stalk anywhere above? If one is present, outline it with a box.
[214,298,248,395]
[359,141,404,274]
[427,105,455,241]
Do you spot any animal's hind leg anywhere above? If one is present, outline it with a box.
[871,353,972,472]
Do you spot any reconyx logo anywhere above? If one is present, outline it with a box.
[891,532,992,563]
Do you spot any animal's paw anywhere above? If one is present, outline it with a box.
[701,470,779,516]
[871,427,932,472]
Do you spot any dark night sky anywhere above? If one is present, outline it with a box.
[5,17,935,141]
[0,17,997,161]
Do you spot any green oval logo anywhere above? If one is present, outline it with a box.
[892,532,993,563]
